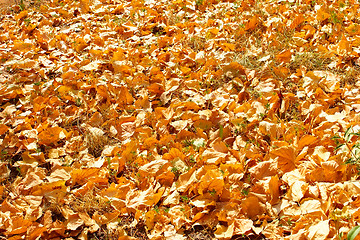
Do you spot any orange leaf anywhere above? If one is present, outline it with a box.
[15,10,28,21]
[221,43,235,52]
[96,85,108,99]
[80,0,91,13]
[112,63,133,76]
[28,225,46,240]
[180,66,192,75]
[73,38,88,53]
[0,124,9,135]
[112,4,124,14]
[5,216,32,236]
[22,151,45,164]
[275,49,292,63]
[147,83,164,94]
[156,171,175,187]
[345,23,360,36]
[215,223,234,239]
[139,159,170,176]
[335,35,352,56]
[71,168,100,186]
[268,175,280,204]
[66,214,84,230]
[194,119,212,131]
[270,145,296,173]
[117,86,134,106]
[245,16,259,31]
[31,180,67,197]
[316,7,330,22]
[12,40,34,51]
[241,196,266,219]
[233,218,253,235]
[38,127,67,145]
[298,135,318,150]
[88,112,104,127]
[208,27,219,36]
[198,169,224,195]
[145,210,157,230]
[92,210,120,225]
[272,66,290,78]
[290,14,304,29]
[223,62,246,76]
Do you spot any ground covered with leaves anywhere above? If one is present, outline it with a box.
[1,0,360,239]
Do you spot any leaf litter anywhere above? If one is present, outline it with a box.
[1,0,360,239]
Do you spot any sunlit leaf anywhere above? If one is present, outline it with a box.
[38,127,68,145]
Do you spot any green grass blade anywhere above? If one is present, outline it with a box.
[348,226,360,240]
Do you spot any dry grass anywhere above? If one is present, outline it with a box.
[0,0,16,7]
[335,65,360,87]
[85,126,110,158]
[289,51,333,72]
[70,188,112,216]
[0,0,50,10]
